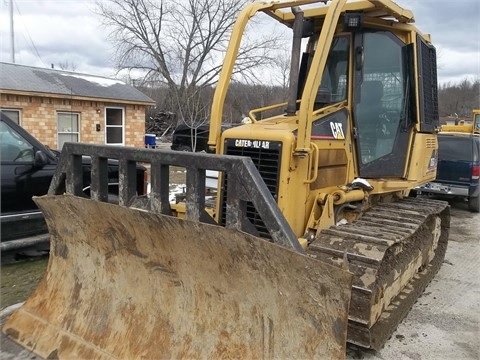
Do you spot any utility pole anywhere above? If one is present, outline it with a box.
[10,0,15,63]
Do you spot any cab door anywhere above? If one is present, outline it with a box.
[353,31,414,178]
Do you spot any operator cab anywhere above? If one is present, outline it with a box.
[295,19,437,178]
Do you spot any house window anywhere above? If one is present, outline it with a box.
[105,107,124,145]
[58,112,80,149]
[1,109,20,124]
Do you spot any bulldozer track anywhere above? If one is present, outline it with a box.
[307,197,450,349]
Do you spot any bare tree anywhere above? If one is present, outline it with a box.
[58,60,78,71]
[272,48,291,100]
[96,0,282,130]
[438,78,480,118]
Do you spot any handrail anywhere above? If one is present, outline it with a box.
[304,142,319,184]
[248,101,289,122]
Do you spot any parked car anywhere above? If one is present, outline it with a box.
[170,124,211,152]
[0,113,147,261]
[170,124,234,152]
[415,132,480,212]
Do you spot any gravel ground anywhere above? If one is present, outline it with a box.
[1,199,479,359]
[347,200,480,360]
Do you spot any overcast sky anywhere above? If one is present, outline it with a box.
[0,0,479,85]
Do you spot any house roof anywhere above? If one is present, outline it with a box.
[0,62,155,105]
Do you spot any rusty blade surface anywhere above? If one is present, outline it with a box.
[3,195,353,359]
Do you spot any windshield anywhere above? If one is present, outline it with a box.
[0,118,57,161]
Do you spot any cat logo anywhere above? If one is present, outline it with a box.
[330,122,345,139]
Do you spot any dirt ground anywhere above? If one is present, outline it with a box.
[1,198,478,359]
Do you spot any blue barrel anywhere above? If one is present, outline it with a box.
[145,134,156,147]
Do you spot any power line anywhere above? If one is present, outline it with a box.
[13,0,47,67]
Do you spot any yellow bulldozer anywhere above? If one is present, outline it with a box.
[441,109,480,134]
[3,0,450,358]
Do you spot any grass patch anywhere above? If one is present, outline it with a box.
[1,258,48,310]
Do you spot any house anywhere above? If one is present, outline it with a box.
[0,62,155,149]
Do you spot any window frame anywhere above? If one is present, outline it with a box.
[0,109,21,125]
[57,111,80,150]
[104,106,125,146]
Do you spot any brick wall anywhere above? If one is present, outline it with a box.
[1,93,147,149]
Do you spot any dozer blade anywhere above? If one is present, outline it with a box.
[3,195,353,359]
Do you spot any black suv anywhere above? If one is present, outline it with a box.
[416,133,480,212]
[170,124,211,152]
[170,124,233,152]
[0,113,146,260]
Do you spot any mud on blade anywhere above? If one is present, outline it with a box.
[3,195,353,359]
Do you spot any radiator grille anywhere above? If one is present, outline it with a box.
[221,140,282,238]
[417,34,439,133]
